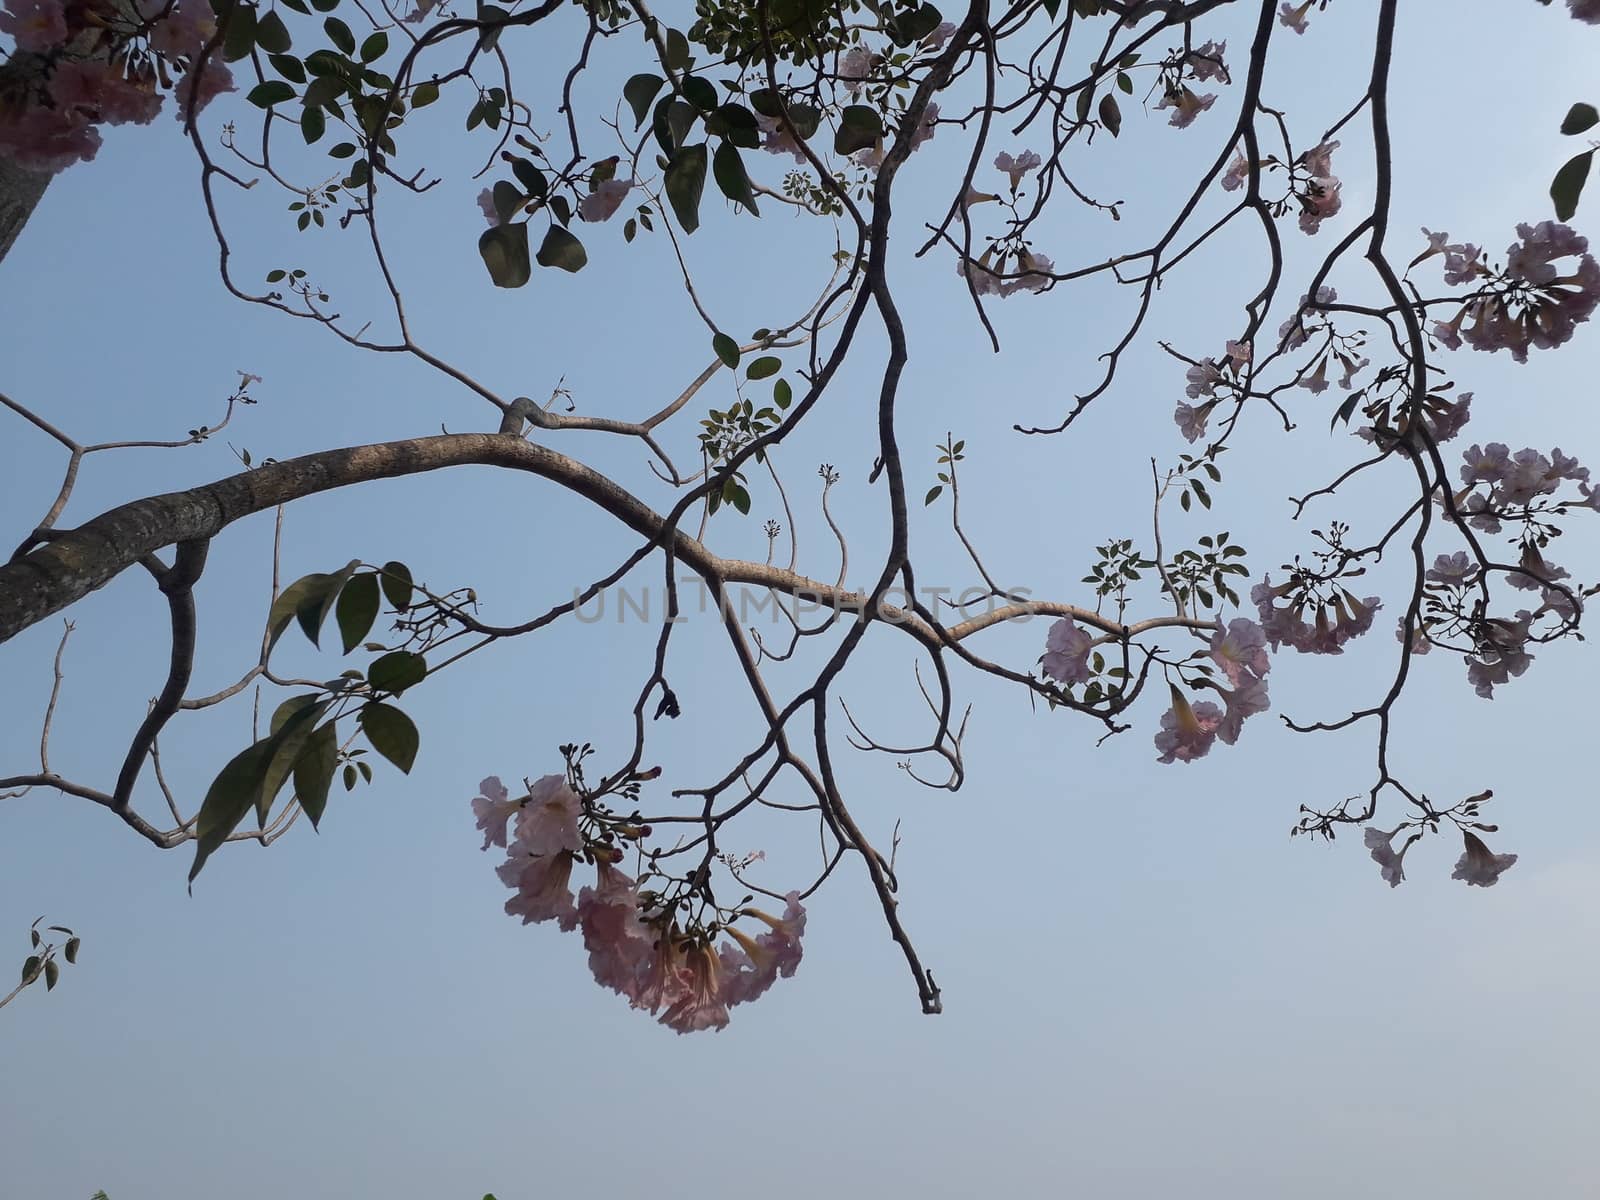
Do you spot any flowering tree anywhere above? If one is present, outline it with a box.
[2,0,1599,1034]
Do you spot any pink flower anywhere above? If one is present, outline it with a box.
[1003,248,1054,296]
[405,0,438,21]
[1216,670,1269,745]
[956,247,1006,296]
[172,56,236,119]
[756,113,808,163]
[477,187,501,226]
[1426,551,1477,588]
[1154,686,1222,764]
[512,773,582,857]
[715,896,807,1012]
[1450,831,1517,887]
[579,176,632,222]
[1297,356,1330,393]
[1185,358,1222,399]
[922,21,957,50]
[144,0,218,57]
[0,106,101,173]
[994,149,1041,192]
[962,185,999,206]
[632,929,691,1013]
[1364,827,1407,888]
[1279,1,1311,34]
[576,862,653,997]
[0,0,67,52]
[471,775,519,849]
[497,849,579,929]
[1174,401,1209,444]
[1186,39,1229,84]
[1042,616,1094,686]
[659,943,730,1034]
[1221,148,1250,192]
[1278,286,1337,350]
[1157,86,1215,129]
[1301,139,1339,178]
[49,61,115,121]
[1209,618,1270,686]
[839,45,873,96]
[1466,612,1534,698]
[1297,176,1342,235]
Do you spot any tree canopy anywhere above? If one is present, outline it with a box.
[3,0,1600,1034]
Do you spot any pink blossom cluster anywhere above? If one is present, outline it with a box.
[1251,576,1381,655]
[1365,826,1518,888]
[1431,222,1600,362]
[0,0,233,173]
[1454,441,1596,532]
[474,774,806,1034]
[1294,140,1341,235]
[1154,618,1272,763]
[956,245,1055,298]
[1278,286,1337,351]
[1172,339,1250,444]
[1355,391,1472,449]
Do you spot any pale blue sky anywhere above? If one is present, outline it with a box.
[3,3,1600,1198]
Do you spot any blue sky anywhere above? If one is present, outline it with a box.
[3,3,1599,1197]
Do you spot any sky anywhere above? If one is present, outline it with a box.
[3,2,1600,1198]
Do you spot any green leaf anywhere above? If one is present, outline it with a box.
[712,140,759,215]
[1560,102,1599,136]
[299,560,358,648]
[256,9,293,52]
[713,332,740,368]
[359,30,388,61]
[63,937,79,964]
[293,722,338,829]
[268,573,335,652]
[1098,93,1121,137]
[834,104,884,155]
[336,571,380,652]
[511,158,547,198]
[478,223,532,288]
[247,81,297,108]
[681,74,717,112]
[189,737,277,883]
[746,355,781,380]
[492,179,523,222]
[269,53,306,83]
[302,74,346,111]
[379,561,413,610]
[359,703,419,773]
[665,143,708,233]
[924,485,942,505]
[257,701,327,825]
[44,959,58,990]
[301,104,326,143]
[666,100,698,150]
[324,16,356,55]
[328,141,356,158]
[535,224,588,272]
[367,650,427,695]
[707,103,760,149]
[774,378,792,408]
[624,73,664,129]
[1551,149,1593,222]
[664,26,691,71]
[412,80,440,107]
[21,955,39,983]
[343,763,358,791]
[222,2,257,61]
